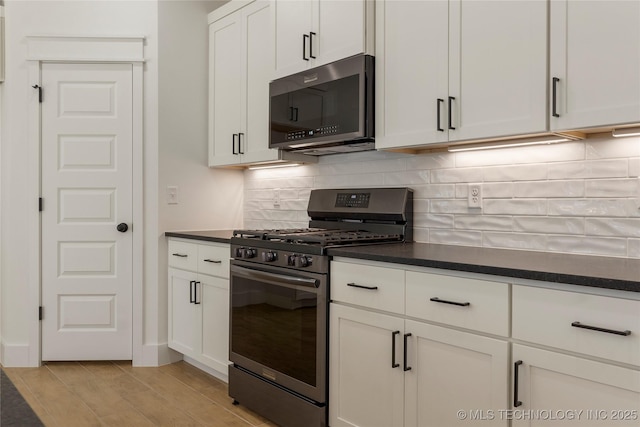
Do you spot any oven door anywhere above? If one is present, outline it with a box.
[229,260,328,404]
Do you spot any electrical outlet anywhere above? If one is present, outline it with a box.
[468,183,482,208]
[167,186,178,204]
[273,188,281,209]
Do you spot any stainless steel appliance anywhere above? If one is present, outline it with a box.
[229,187,413,427]
[269,54,374,155]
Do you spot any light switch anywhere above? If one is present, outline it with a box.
[167,186,178,204]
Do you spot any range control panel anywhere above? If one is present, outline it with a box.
[335,192,370,208]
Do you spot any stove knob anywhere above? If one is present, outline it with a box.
[262,251,278,262]
[244,248,257,259]
[234,247,245,258]
[295,255,310,268]
[286,254,296,266]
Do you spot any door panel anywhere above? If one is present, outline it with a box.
[41,62,133,360]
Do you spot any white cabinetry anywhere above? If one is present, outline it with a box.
[375,0,547,150]
[330,260,509,427]
[550,0,640,130]
[168,239,230,377]
[512,285,640,426]
[272,0,374,79]
[208,1,310,167]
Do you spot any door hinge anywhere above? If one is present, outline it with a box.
[39,197,43,212]
[39,306,43,321]
[32,85,43,103]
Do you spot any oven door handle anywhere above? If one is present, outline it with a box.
[231,265,319,288]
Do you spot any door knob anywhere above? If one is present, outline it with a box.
[117,223,129,233]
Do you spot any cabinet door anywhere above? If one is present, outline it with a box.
[272,0,314,78]
[199,274,230,375]
[375,0,449,149]
[209,10,243,166]
[330,304,405,427]
[315,0,367,68]
[405,320,509,427]
[240,0,276,164]
[550,1,640,130]
[512,344,640,427]
[449,0,547,142]
[168,268,200,356]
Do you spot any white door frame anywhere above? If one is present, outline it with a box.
[26,35,145,366]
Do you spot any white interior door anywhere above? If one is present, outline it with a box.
[41,62,133,360]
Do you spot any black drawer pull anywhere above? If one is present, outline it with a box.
[172,253,188,258]
[204,259,222,264]
[552,77,560,118]
[391,331,400,368]
[514,360,523,407]
[437,98,444,132]
[194,281,201,305]
[189,280,196,304]
[430,297,470,307]
[571,322,631,336]
[403,333,412,371]
[347,282,379,290]
[448,96,456,130]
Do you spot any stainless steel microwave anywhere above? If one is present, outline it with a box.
[269,54,374,155]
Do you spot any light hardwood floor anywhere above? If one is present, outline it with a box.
[3,361,278,427]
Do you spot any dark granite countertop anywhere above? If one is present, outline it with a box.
[327,243,640,293]
[165,231,640,293]
[165,229,234,244]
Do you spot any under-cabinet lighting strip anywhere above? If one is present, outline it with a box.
[447,136,573,152]
[612,126,640,138]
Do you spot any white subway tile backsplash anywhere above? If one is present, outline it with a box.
[483,232,547,251]
[513,216,584,235]
[514,180,584,198]
[585,179,640,198]
[585,218,640,238]
[242,135,639,258]
[547,235,627,257]
[548,199,639,217]
[430,229,483,246]
[455,215,513,231]
[547,159,628,180]
[483,199,548,215]
[629,239,640,258]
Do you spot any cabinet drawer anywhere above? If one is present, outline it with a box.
[197,244,230,278]
[406,271,509,336]
[513,285,640,366]
[168,240,198,271]
[331,261,405,314]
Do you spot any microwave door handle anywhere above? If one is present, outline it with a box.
[231,265,319,289]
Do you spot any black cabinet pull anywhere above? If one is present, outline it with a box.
[289,106,295,121]
[204,259,222,264]
[346,282,379,290]
[232,133,239,155]
[194,281,201,305]
[571,321,631,336]
[294,107,299,122]
[448,96,456,130]
[403,333,412,371]
[172,253,188,258]
[514,360,523,407]
[189,280,196,304]
[238,133,245,154]
[552,77,560,118]
[391,331,400,368]
[309,32,316,59]
[303,34,309,60]
[437,98,444,132]
[430,297,470,307]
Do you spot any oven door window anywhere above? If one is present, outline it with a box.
[231,272,319,387]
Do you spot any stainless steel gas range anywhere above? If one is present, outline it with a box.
[228,187,413,427]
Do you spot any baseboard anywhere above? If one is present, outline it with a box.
[183,355,229,383]
[1,341,33,367]
[134,342,183,367]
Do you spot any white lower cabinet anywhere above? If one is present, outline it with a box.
[330,304,509,427]
[330,260,509,427]
[168,239,230,377]
[512,344,640,427]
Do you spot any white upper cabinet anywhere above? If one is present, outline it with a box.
[376,0,548,150]
[209,1,311,167]
[550,0,640,130]
[272,0,374,79]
